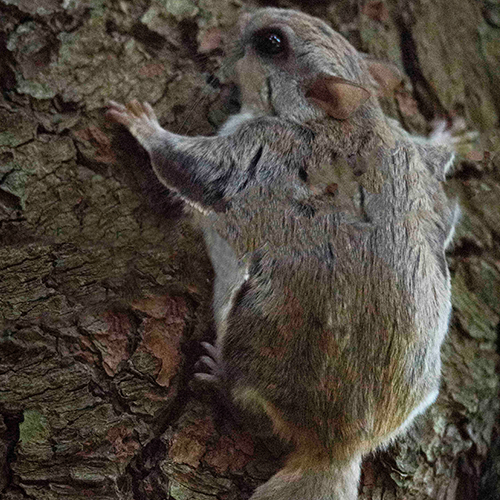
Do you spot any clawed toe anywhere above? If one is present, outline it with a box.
[108,100,126,112]
[106,101,132,127]
[194,342,223,387]
[106,99,158,125]
[193,372,220,385]
[106,98,162,150]
[201,341,219,360]
[194,355,218,372]
[126,99,145,118]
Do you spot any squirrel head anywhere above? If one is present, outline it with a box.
[235,8,401,123]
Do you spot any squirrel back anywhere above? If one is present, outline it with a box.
[107,7,457,500]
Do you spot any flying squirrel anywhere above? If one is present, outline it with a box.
[107,8,458,500]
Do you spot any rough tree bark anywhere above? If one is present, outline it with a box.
[0,1,499,499]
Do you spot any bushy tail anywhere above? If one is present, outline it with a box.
[249,452,362,500]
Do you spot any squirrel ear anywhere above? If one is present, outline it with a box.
[364,58,403,96]
[305,76,371,120]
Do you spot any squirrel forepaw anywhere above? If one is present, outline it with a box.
[106,99,162,150]
[429,116,478,147]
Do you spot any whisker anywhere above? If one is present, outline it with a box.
[178,42,243,136]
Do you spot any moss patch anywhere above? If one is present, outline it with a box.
[19,409,50,444]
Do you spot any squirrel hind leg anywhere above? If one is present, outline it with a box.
[249,450,362,500]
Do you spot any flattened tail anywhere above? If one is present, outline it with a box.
[249,451,362,500]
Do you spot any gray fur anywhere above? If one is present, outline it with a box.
[107,8,457,500]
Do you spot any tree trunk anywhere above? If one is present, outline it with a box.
[0,1,499,499]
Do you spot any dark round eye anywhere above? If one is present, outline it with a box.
[254,30,285,56]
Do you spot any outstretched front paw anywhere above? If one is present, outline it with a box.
[106,99,162,150]
[429,117,478,147]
